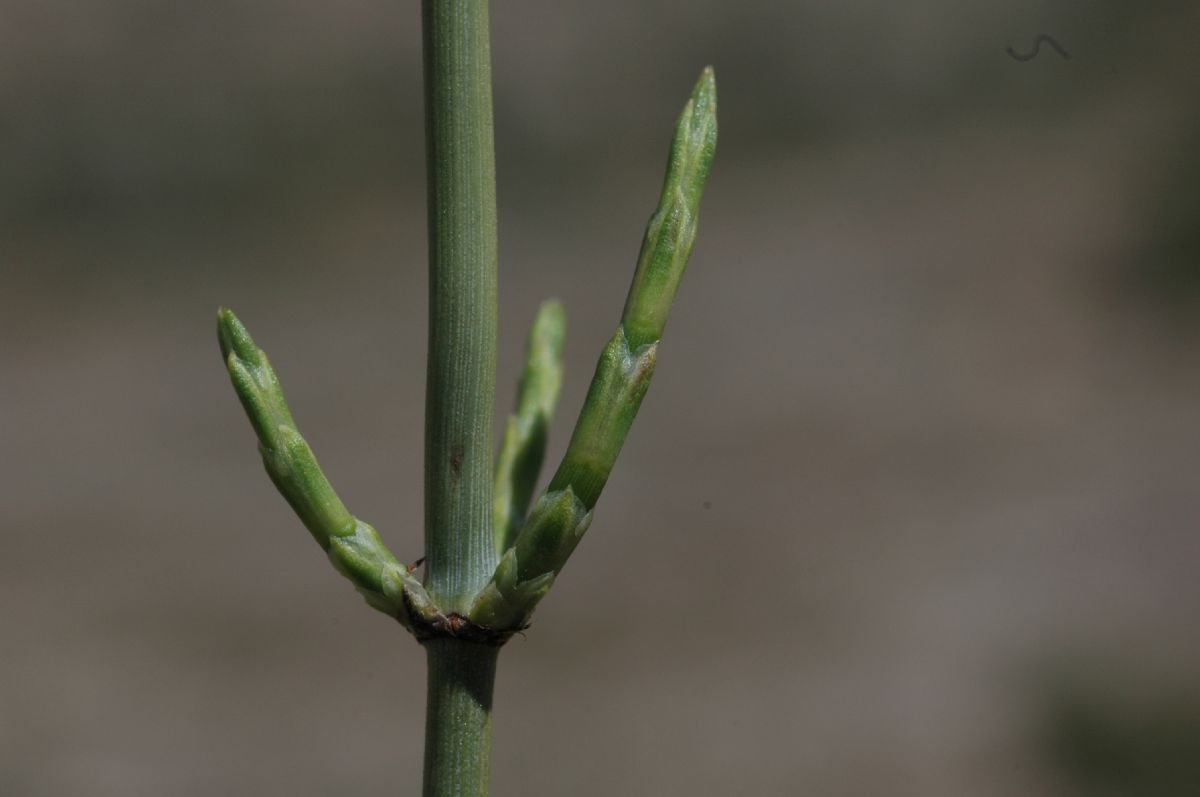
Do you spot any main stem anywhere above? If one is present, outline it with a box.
[421,1,500,795]
[423,640,500,796]
[422,0,498,610]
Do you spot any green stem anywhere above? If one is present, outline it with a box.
[422,0,499,612]
[421,2,500,795]
[423,640,500,797]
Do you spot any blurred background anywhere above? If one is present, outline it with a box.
[3,1,1200,794]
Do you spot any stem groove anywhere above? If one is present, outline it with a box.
[422,0,500,612]
[423,640,500,797]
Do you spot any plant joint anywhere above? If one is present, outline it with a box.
[406,607,525,647]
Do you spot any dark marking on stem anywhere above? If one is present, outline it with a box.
[449,444,464,477]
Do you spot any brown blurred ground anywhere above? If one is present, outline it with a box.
[3,2,1200,795]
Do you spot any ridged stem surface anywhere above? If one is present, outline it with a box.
[422,0,499,611]
[421,2,500,795]
[423,640,499,797]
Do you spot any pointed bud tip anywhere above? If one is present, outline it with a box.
[538,297,565,318]
[694,66,716,104]
[216,307,237,358]
[532,299,567,348]
[672,66,717,165]
[216,307,260,364]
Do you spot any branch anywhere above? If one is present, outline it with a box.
[469,67,718,629]
[217,308,436,627]
[492,300,566,554]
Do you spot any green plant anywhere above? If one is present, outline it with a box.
[216,3,716,794]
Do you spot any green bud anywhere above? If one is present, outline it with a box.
[493,300,566,553]
[511,489,589,581]
[217,308,428,628]
[468,490,590,629]
[470,69,717,632]
[547,328,656,510]
[327,520,397,596]
[264,425,355,549]
[620,67,717,349]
